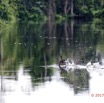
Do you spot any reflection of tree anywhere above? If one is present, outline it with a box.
[0,23,20,73]
[0,19,103,88]
[74,69,89,94]
[56,20,101,65]
[97,29,104,54]
[0,22,54,87]
[29,66,53,87]
[71,20,101,64]
[61,69,90,94]
[45,18,56,59]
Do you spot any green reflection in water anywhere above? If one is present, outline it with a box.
[61,69,89,94]
[0,19,104,93]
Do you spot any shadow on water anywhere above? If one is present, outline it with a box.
[0,19,104,102]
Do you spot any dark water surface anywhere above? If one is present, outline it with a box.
[0,19,104,103]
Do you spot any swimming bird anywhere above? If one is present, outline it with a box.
[59,56,67,72]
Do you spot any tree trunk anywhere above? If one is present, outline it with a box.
[71,0,74,17]
[64,0,71,16]
[48,0,56,22]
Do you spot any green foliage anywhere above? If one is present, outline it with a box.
[55,14,66,21]
[0,0,104,22]
[94,9,104,18]
[0,4,8,20]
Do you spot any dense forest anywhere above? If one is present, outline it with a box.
[0,0,104,22]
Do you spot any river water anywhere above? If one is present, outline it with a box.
[0,19,104,103]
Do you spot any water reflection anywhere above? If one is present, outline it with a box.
[0,19,104,103]
[61,69,89,94]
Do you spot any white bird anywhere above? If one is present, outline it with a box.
[86,61,92,67]
[93,62,100,69]
[66,59,75,66]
